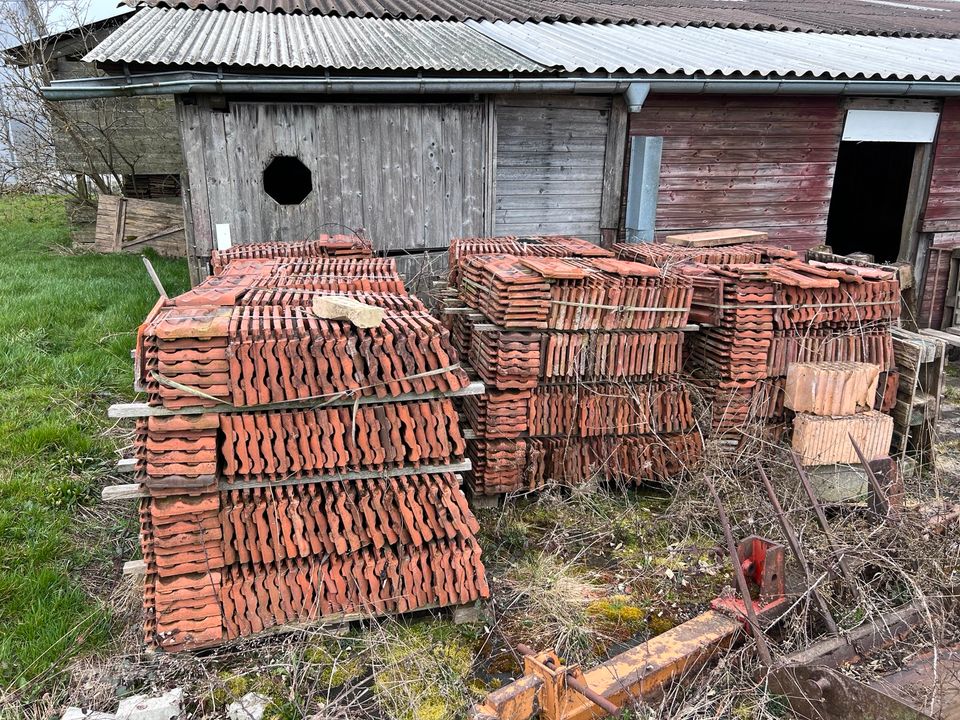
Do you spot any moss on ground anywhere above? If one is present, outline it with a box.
[372,620,480,720]
[586,595,647,637]
[303,636,367,688]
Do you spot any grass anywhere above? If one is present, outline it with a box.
[0,195,189,701]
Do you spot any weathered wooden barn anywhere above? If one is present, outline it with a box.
[44,0,960,321]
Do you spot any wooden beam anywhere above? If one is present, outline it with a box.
[101,459,473,500]
[665,228,769,247]
[108,380,486,419]
[102,483,145,501]
[920,328,960,347]
[900,140,936,307]
[124,224,185,250]
[116,458,137,473]
[599,94,628,234]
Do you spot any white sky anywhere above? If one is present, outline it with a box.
[43,0,132,35]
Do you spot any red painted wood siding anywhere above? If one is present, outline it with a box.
[923,99,960,233]
[628,95,844,251]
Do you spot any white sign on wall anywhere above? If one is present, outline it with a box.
[842,109,940,143]
[215,223,232,250]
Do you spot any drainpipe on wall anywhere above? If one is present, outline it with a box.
[625,82,650,112]
[624,136,663,243]
[622,82,661,243]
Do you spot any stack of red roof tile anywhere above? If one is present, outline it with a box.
[614,244,902,450]
[459,255,692,331]
[526,383,693,437]
[615,242,796,268]
[448,234,611,287]
[210,233,372,275]
[526,433,702,488]
[446,236,703,497]
[465,438,528,495]
[128,238,488,652]
[469,331,541,391]
[462,390,531,439]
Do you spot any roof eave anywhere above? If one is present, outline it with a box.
[43,68,960,100]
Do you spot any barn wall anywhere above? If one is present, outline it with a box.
[52,59,182,176]
[179,98,488,284]
[494,95,612,242]
[922,98,960,234]
[628,95,844,250]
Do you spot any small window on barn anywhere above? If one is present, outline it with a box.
[264,156,312,205]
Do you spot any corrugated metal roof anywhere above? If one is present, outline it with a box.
[120,0,960,39]
[470,20,960,80]
[83,7,544,70]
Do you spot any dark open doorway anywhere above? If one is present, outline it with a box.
[826,141,916,263]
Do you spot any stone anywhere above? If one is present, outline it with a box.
[784,362,880,416]
[227,692,271,720]
[115,687,182,720]
[61,709,116,720]
[452,602,484,625]
[806,464,869,503]
[312,296,384,328]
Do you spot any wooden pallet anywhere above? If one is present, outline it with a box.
[891,328,946,469]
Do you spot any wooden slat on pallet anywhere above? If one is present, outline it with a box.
[664,228,768,247]
[891,328,946,468]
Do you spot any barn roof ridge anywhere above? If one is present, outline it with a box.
[118,0,960,39]
[82,6,960,83]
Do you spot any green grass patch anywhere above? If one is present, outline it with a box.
[0,195,189,697]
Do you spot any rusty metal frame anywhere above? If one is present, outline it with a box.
[471,537,787,720]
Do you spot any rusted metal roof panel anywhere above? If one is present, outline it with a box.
[120,0,960,38]
[84,7,545,70]
[470,20,960,80]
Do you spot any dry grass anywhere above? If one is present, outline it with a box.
[498,552,602,661]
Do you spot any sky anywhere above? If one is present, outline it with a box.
[42,0,131,36]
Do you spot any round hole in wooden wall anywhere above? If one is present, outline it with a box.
[264,155,312,205]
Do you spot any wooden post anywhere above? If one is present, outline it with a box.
[113,196,127,253]
[599,95,627,247]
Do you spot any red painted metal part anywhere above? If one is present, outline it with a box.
[710,535,787,624]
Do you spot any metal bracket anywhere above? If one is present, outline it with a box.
[710,535,787,623]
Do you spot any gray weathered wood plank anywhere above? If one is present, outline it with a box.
[600,95,628,231]
[104,459,473,500]
[108,380,486,418]
[181,101,488,285]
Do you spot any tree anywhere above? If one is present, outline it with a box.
[0,0,171,198]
